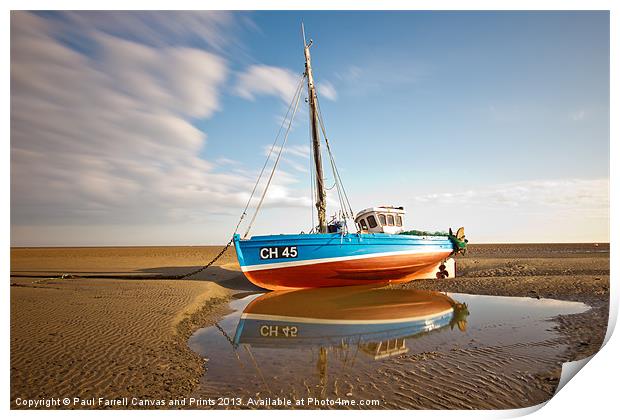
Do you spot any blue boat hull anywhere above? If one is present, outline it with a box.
[233,233,454,290]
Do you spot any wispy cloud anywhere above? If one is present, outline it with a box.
[51,11,240,52]
[260,143,311,174]
[215,157,241,166]
[11,11,308,238]
[571,109,586,121]
[332,60,425,97]
[334,65,362,82]
[264,144,310,159]
[234,64,301,102]
[413,178,608,216]
[406,178,609,243]
[235,64,338,103]
[318,81,338,101]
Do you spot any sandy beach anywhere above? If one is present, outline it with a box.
[10,243,609,409]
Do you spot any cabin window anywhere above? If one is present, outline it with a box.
[378,214,386,226]
[359,218,368,230]
[396,215,402,226]
[367,215,378,228]
[386,214,394,226]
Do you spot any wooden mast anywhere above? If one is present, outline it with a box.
[302,23,328,233]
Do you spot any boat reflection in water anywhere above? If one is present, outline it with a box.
[233,286,469,361]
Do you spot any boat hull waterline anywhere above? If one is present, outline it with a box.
[233,233,454,290]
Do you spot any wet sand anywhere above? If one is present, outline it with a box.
[10,243,609,409]
[10,246,242,408]
[388,244,610,409]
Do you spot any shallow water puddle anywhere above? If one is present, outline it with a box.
[188,287,589,408]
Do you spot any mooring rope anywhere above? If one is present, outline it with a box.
[214,321,238,349]
[12,238,235,282]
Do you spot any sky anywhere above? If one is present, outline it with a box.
[10,11,609,246]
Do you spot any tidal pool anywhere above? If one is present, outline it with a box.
[188,287,589,409]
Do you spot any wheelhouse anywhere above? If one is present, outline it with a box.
[355,206,405,234]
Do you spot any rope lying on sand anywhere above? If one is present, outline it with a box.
[10,239,234,282]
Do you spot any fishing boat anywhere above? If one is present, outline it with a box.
[233,25,467,290]
[233,287,469,360]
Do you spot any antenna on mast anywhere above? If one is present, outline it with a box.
[302,22,313,49]
[302,21,306,46]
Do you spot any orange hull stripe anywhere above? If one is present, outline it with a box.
[243,251,452,290]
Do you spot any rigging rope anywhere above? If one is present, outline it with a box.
[234,74,306,236]
[315,95,355,221]
[242,75,305,239]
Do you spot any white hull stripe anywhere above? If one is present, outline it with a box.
[240,248,451,272]
[240,308,454,325]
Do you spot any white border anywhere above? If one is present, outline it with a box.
[3,2,616,420]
